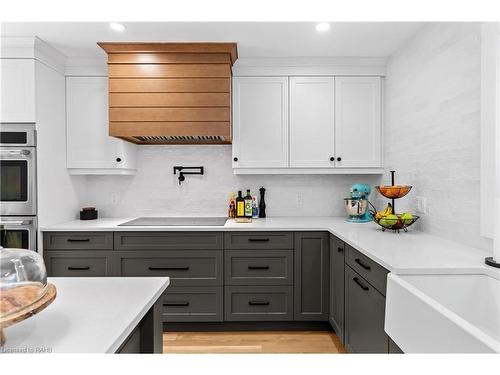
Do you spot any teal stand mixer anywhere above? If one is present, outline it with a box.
[344,183,376,223]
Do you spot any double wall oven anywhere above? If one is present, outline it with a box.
[0,124,37,251]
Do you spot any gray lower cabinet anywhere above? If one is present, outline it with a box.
[162,286,223,322]
[224,232,293,250]
[44,250,112,277]
[344,265,388,353]
[112,250,223,286]
[116,298,163,353]
[294,232,329,321]
[329,235,345,343]
[389,337,404,353]
[43,232,113,250]
[225,249,293,286]
[114,232,223,250]
[225,285,294,321]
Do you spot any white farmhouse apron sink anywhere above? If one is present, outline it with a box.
[385,271,500,353]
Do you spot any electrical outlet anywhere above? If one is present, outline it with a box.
[416,196,427,214]
[109,192,119,205]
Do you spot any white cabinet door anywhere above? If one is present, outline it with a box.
[66,76,136,173]
[290,77,335,168]
[335,77,382,168]
[232,77,288,168]
[0,59,36,122]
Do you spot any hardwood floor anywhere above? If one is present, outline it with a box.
[163,331,346,354]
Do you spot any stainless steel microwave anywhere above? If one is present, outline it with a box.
[0,124,37,216]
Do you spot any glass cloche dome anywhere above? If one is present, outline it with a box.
[0,248,48,318]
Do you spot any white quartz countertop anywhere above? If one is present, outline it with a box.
[41,217,495,275]
[1,277,169,353]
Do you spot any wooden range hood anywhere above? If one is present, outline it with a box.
[98,42,238,144]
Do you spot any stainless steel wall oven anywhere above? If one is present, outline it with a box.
[1,123,37,251]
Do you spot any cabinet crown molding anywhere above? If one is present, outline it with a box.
[233,57,386,76]
[1,36,67,75]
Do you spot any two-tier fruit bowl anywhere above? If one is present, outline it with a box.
[373,171,420,233]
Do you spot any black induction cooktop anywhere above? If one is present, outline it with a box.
[118,217,228,226]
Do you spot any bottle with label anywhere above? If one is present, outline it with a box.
[228,192,236,218]
[236,191,245,218]
[244,189,253,218]
[252,196,259,218]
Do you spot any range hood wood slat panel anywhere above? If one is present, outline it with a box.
[109,107,230,122]
[109,92,230,107]
[110,121,231,137]
[109,78,231,93]
[108,53,231,64]
[99,42,237,144]
[108,64,231,78]
[98,42,238,64]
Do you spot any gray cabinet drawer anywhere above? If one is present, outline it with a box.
[44,250,112,277]
[224,232,293,249]
[114,232,223,250]
[43,232,113,250]
[113,250,223,286]
[344,265,388,353]
[346,245,388,295]
[225,249,293,285]
[162,286,223,322]
[224,286,294,321]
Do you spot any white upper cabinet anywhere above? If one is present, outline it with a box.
[66,76,136,174]
[334,76,382,168]
[0,59,36,122]
[289,77,335,168]
[232,76,289,168]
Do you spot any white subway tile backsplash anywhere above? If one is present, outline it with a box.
[383,22,492,251]
[84,145,379,218]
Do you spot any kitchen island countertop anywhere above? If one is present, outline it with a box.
[1,277,169,353]
[41,217,495,275]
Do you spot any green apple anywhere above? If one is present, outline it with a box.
[379,214,398,228]
[400,212,414,225]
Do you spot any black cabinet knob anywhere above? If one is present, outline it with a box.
[337,157,342,162]
[330,157,334,161]
[116,157,122,162]
[233,157,238,162]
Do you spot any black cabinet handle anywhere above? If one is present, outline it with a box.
[67,266,90,270]
[330,157,335,161]
[248,300,270,306]
[337,157,342,162]
[233,157,238,162]
[353,277,369,291]
[116,157,122,162]
[354,258,371,270]
[337,246,344,253]
[248,265,270,270]
[248,238,270,242]
[67,238,90,242]
[163,301,189,307]
[148,266,189,271]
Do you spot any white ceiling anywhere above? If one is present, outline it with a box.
[1,22,424,59]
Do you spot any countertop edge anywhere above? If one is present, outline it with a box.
[105,277,170,353]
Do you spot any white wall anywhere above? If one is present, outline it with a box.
[83,145,379,218]
[384,22,493,251]
[36,60,85,236]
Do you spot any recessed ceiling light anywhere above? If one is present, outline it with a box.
[315,23,330,32]
[109,22,126,32]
